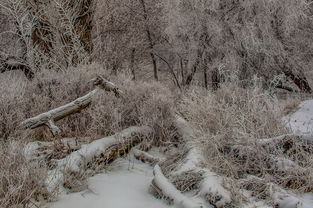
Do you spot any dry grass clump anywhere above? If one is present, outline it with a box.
[179,82,286,140]
[0,62,176,143]
[0,63,177,205]
[0,141,50,208]
[178,82,313,201]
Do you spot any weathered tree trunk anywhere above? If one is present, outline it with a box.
[185,48,202,86]
[155,54,181,89]
[211,67,220,90]
[133,148,160,165]
[180,57,185,86]
[150,116,232,207]
[47,126,152,193]
[25,1,54,57]
[151,165,201,208]
[75,0,94,55]
[130,48,136,80]
[21,76,122,135]
[139,0,158,81]
[203,57,208,89]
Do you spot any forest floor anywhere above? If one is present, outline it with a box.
[44,99,313,208]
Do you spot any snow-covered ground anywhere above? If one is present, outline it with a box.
[284,99,313,133]
[47,157,173,208]
[281,99,313,208]
[46,99,313,208]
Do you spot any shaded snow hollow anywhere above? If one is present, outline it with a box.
[48,158,174,208]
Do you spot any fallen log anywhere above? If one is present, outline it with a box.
[240,176,308,208]
[133,148,161,165]
[151,165,202,208]
[257,134,313,145]
[21,76,122,135]
[155,116,232,207]
[46,126,152,193]
[24,138,80,161]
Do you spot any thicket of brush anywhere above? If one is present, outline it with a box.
[1,0,313,207]
[0,64,179,207]
[1,68,308,207]
[177,78,313,204]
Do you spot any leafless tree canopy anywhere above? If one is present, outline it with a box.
[0,0,312,91]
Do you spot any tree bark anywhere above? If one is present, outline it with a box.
[139,0,158,81]
[130,48,136,80]
[47,126,152,193]
[21,76,122,135]
[203,57,208,89]
[185,48,202,86]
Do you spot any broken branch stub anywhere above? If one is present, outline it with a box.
[21,76,122,135]
[92,75,123,97]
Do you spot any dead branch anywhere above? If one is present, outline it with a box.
[46,126,152,193]
[240,176,308,208]
[21,76,122,135]
[133,148,161,165]
[151,165,202,208]
[162,116,232,207]
[24,138,80,161]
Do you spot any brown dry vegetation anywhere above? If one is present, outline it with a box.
[0,0,313,207]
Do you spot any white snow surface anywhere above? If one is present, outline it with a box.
[284,99,313,133]
[280,99,313,208]
[153,165,202,208]
[47,158,173,208]
[46,100,313,208]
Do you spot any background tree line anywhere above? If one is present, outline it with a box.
[1,0,313,92]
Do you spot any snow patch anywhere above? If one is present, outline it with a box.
[199,170,231,208]
[284,99,313,134]
[47,158,173,208]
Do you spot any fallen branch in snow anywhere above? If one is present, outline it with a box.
[21,76,122,135]
[269,184,308,208]
[46,126,152,193]
[133,149,161,165]
[231,144,308,173]
[240,176,308,208]
[257,134,313,145]
[151,165,202,208]
[153,115,232,207]
[176,116,232,206]
[24,138,80,161]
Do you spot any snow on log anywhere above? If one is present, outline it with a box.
[24,138,80,161]
[21,76,122,135]
[46,126,152,193]
[257,134,313,145]
[240,176,311,208]
[173,115,196,143]
[199,170,232,208]
[269,183,307,208]
[91,76,123,97]
[21,88,98,135]
[152,165,202,208]
[133,148,161,165]
[173,115,232,207]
